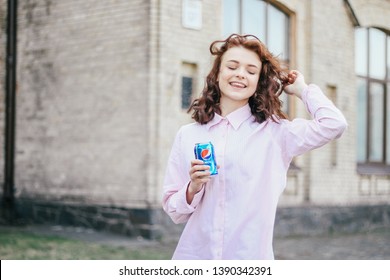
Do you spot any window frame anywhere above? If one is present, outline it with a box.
[356,27,390,174]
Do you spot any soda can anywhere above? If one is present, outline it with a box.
[194,142,218,175]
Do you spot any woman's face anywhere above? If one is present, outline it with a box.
[218,46,262,110]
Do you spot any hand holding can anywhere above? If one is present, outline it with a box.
[188,159,211,194]
[194,142,218,175]
[186,142,218,204]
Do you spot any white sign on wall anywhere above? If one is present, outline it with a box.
[182,0,202,30]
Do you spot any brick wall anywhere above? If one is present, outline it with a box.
[14,0,151,207]
[305,0,358,205]
[351,0,390,28]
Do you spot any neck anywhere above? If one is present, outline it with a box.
[220,99,248,117]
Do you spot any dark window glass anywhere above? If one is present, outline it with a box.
[181,76,193,109]
[223,0,289,60]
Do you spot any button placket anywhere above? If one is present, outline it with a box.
[215,119,229,256]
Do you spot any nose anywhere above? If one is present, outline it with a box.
[235,67,245,79]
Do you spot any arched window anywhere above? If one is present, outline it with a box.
[222,0,290,113]
[355,27,390,170]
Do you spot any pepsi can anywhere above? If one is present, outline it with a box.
[194,142,218,175]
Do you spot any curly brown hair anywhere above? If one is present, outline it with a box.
[188,34,289,124]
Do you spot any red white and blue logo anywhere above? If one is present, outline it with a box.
[201,148,212,160]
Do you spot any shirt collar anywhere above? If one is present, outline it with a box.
[206,104,252,131]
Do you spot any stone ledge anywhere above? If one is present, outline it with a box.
[274,204,390,237]
[2,199,389,240]
[8,199,163,240]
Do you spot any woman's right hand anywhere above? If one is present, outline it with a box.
[283,70,307,99]
[186,159,211,203]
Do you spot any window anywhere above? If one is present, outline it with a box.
[223,0,289,61]
[181,77,193,109]
[223,0,290,114]
[181,62,197,109]
[355,27,390,170]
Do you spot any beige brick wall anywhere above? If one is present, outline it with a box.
[307,0,357,205]
[351,0,390,28]
[14,0,151,207]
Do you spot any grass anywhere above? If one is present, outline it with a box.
[0,227,173,260]
[3,225,388,260]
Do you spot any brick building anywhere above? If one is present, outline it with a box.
[0,0,389,239]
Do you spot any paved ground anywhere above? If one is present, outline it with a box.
[273,230,390,260]
[21,225,390,260]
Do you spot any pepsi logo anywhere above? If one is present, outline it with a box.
[201,148,211,159]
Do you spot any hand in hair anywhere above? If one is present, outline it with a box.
[283,70,308,99]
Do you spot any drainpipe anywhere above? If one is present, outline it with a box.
[2,0,18,223]
[303,0,312,203]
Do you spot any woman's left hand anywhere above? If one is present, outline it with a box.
[283,70,308,99]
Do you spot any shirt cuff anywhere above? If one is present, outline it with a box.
[176,182,205,213]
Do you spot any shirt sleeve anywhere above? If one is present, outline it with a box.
[283,84,348,161]
[162,127,205,224]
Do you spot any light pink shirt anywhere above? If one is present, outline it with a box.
[162,84,347,259]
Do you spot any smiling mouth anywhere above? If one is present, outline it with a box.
[229,81,247,88]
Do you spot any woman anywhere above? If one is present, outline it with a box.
[162,34,347,259]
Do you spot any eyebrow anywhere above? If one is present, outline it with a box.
[227,59,260,69]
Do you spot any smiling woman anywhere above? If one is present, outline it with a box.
[162,34,347,260]
[189,34,289,125]
[217,47,261,115]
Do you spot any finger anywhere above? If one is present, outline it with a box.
[287,76,295,85]
[191,171,211,181]
[189,165,210,177]
[192,164,210,172]
[191,159,205,167]
[289,73,297,84]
